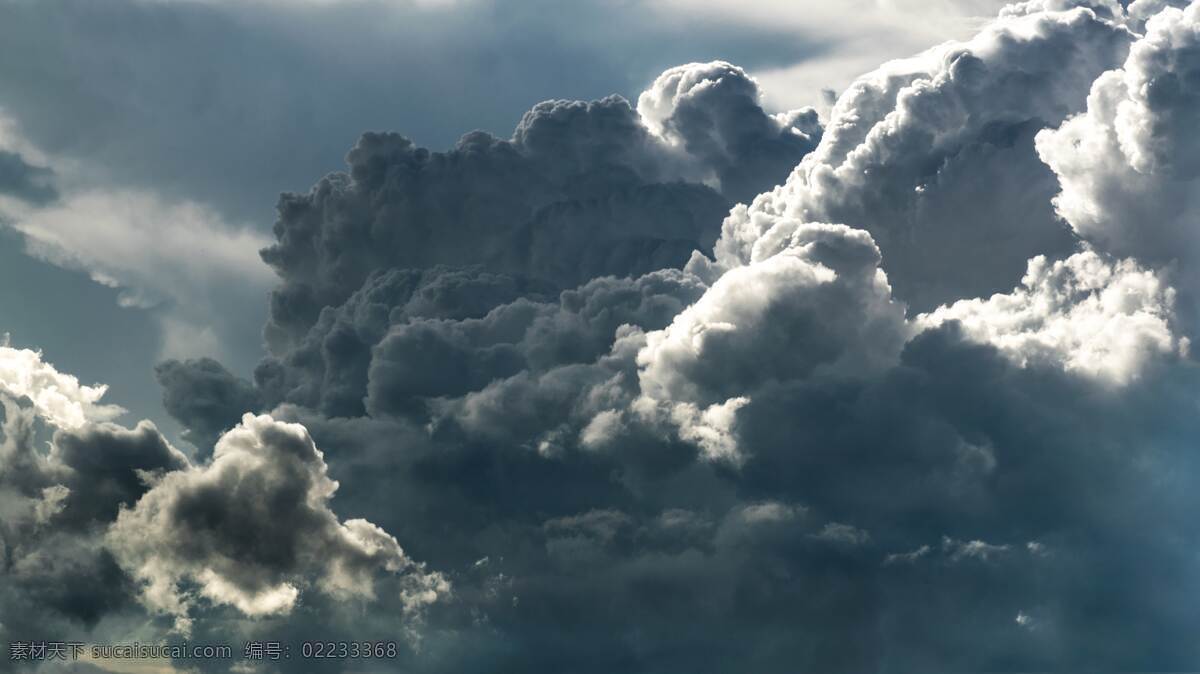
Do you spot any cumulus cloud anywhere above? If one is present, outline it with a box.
[639,223,907,407]
[0,356,183,643]
[638,61,822,202]
[106,413,446,634]
[155,357,263,455]
[1037,1,1200,326]
[919,249,1187,383]
[704,3,1134,309]
[0,341,125,429]
[2,340,437,662]
[258,65,818,353]
[14,0,1200,672]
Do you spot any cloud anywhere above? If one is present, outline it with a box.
[0,149,56,204]
[2,340,437,662]
[647,0,1017,112]
[0,341,125,429]
[106,413,446,634]
[639,223,908,408]
[46,420,190,529]
[637,61,823,202]
[919,249,1187,383]
[0,368,181,642]
[12,0,1200,672]
[1036,1,1200,326]
[259,66,818,354]
[154,358,263,456]
[7,190,272,311]
[247,62,816,423]
[705,2,1134,309]
[0,186,275,368]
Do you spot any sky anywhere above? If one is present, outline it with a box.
[4,0,1200,672]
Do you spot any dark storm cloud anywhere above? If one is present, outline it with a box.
[0,149,56,204]
[269,326,1200,673]
[273,323,1195,672]
[155,357,263,456]
[49,421,189,527]
[733,326,1200,670]
[231,217,1184,673]
[0,0,824,413]
[2,368,441,656]
[259,66,818,350]
[0,397,153,645]
[232,62,820,430]
[8,1,1200,673]
[186,3,1200,671]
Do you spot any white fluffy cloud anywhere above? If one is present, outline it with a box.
[630,222,908,463]
[1037,2,1200,294]
[0,340,125,430]
[640,223,907,406]
[919,250,1186,383]
[703,2,1134,309]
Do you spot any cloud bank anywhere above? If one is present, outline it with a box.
[7,1,1200,672]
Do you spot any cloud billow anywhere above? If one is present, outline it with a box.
[8,1,1200,672]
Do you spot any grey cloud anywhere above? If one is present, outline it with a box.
[257,252,1199,674]
[259,66,817,353]
[368,269,705,422]
[106,413,446,634]
[229,61,820,460]
[0,0,822,420]
[0,149,56,204]
[155,357,263,455]
[17,0,1198,671]
[48,420,189,527]
[0,398,159,643]
[0,396,186,531]
[255,265,548,419]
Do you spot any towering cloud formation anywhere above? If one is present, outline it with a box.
[701,4,1134,309]
[1038,1,1200,325]
[14,1,1200,672]
[258,62,818,351]
[244,62,820,422]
